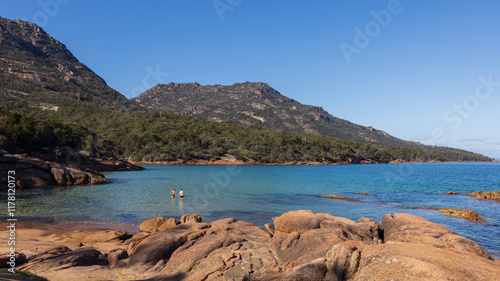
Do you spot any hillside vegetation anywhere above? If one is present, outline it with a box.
[0,17,492,164]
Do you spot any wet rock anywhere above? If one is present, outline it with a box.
[356,193,371,196]
[399,205,485,222]
[444,191,460,195]
[435,208,484,222]
[319,194,359,201]
[466,191,500,201]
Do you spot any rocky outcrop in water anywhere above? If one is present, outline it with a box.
[0,154,111,189]
[319,195,359,201]
[466,191,500,201]
[15,211,500,280]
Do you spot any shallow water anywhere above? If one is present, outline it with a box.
[10,163,500,257]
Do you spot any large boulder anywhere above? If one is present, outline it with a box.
[270,210,379,269]
[128,217,277,280]
[139,217,180,233]
[139,214,202,233]
[17,212,500,281]
[379,213,492,259]
[180,213,202,224]
[49,162,111,185]
[353,213,499,280]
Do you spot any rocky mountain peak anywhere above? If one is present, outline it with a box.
[0,17,74,61]
[0,17,135,111]
[132,82,414,146]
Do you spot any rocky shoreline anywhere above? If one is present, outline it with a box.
[0,153,111,189]
[1,210,499,280]
[0,151,143,189]
[131,158,497,166]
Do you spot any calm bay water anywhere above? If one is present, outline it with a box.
[11,163,500,257]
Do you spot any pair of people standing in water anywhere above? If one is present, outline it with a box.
[170,188,184,199]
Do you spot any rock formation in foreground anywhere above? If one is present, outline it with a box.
[12,210,500,280]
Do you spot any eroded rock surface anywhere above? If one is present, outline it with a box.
[16,211,500,280]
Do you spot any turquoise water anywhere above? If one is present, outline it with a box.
[11,163,500,258]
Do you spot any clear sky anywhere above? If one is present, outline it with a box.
[2,1,500,158]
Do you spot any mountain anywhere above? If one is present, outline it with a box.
[0,17,136,113]
[133,82,420,148]
[0,17,492,164]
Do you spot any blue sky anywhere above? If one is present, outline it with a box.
[2,1,500,158]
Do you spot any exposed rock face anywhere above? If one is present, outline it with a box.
[0,17,137,111]
[0,154,111,189]
[19,248,104,271]
[132,82,413,147]
[107,248,128,268]
[466,191,500,201]
[269,210,379,270]
[68,156,144,172]
[47,229,132,245]
[128,218,277,280]
[354,213,497,280]
[15,211,500,280]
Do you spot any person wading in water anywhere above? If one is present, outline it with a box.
[170,188,176,198]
